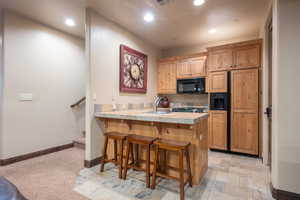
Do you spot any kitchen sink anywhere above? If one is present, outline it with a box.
[145,110,171,114]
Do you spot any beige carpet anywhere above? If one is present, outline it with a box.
[0,148,88,200]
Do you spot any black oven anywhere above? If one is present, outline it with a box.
[210,93,229,110]
[177,78,206,94]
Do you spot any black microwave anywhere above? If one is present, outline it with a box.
[177,78,206,94]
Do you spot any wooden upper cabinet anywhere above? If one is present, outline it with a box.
[208,49,233,72]
[190,57,207,77]
[207,71,228,93]
[233,44,261,69]
[177,59,191,79]
[157,61,177,94]
[209,111,228,150]
[231,69,259,155]
[207,40,262,72]
[177,56,207,79]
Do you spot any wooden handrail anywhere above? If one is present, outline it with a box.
[70,97,86,108]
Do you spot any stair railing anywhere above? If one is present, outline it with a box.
[70,97,86,108]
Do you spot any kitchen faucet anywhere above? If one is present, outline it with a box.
[154,96,163,112]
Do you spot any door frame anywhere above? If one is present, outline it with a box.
[261,6,273,166]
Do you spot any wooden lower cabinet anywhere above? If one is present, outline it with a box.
[209,111,227,150]
[231,112,258,155]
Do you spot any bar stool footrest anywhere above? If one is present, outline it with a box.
[155,172,191,186]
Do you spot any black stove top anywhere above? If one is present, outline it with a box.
[171,107,208,113]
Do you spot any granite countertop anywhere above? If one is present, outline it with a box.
[94,109,208,125]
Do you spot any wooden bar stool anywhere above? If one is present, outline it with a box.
[123,135,156,188]
[100,132,127,179]
[151,139,192,200]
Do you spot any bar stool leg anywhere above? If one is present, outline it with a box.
[151,145,159,189]
[119,139,124,179]
[179,150,185,200]
[185,148,192,187]
[145,144,151,188]
[123,142,132,180]
[128,143,135,165]
[100,136,109,172]
[160,149,167,173]
[114,140,118,165]
[134,144,139,167]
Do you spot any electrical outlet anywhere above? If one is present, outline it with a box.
[19,93,33,101]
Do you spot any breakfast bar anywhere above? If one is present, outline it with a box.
[95,109,209,185]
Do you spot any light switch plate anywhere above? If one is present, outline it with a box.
[19,93,33,101]
[93,93,97,101]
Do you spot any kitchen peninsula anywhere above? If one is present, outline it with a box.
[95,109,208,185]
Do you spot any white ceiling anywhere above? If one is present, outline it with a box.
[88,0,271,49]
[0,0,271,49]
[0,0,85,38]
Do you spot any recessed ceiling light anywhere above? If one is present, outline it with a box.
[209,28,217,34]
[144,12,154,22]
[193,0,205,6]
[65,18,76,27]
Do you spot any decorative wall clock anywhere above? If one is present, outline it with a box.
[120,45,148,93]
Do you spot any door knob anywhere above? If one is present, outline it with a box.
[264,107,272,118]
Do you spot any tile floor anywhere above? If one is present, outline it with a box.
[74,151,274,200]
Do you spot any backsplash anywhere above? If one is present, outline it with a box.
[163,94,208,107]
[94,102,153,112]
[94,95,208,113]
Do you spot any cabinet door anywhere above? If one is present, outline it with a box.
[208,71,228,93]
[190,57,207,77]
[233,44,261,69]
[177,59,191,79]
[209,111,227,150]
[231,69,258,111]
[208,49,233,72]
[231,69,259,155]
[157,62,177,94]
[231,112,258,155]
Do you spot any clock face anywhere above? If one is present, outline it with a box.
[130,64,141,80]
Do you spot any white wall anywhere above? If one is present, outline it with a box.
[85,9,160,160]
[0,11,85,159]
[272,0,300,194]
